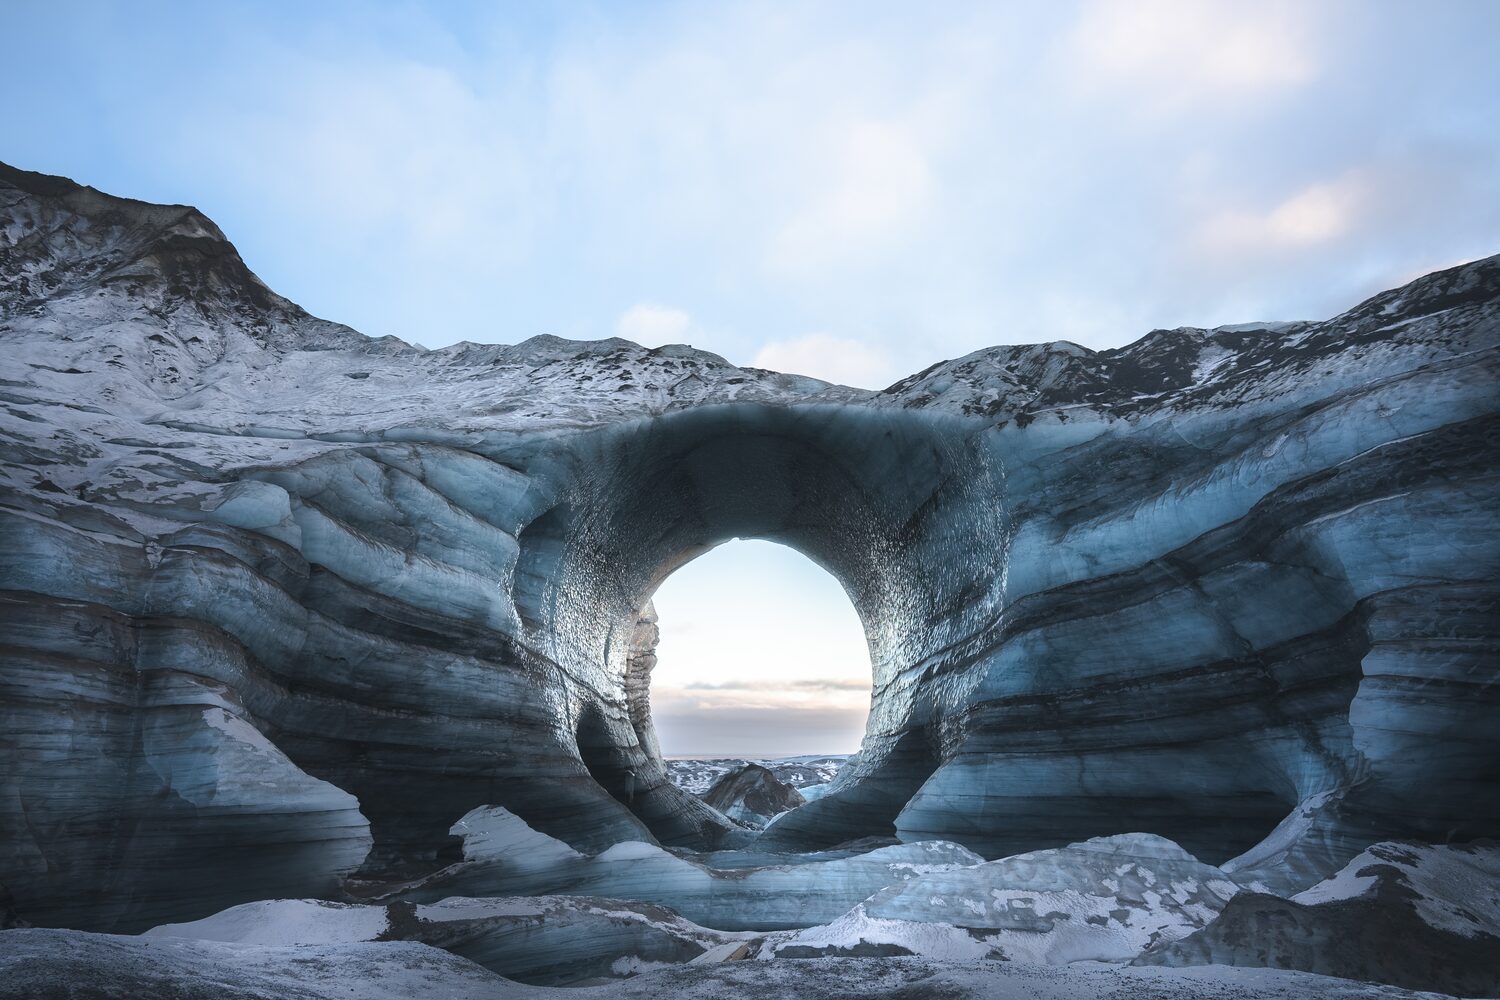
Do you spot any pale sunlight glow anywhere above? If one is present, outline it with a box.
[649,540,872,758]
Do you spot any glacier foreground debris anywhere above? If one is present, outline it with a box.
[759,833,1240,963]
[1136,840,1500,997]
[143,895,753,985]
[382,805,984,932]
[0,927,1477,1000]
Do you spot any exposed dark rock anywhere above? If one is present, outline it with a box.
[702,765,807,828]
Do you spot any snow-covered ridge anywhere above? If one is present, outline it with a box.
[6,158,1492,458]
[881,258,1498,421]
[121,834,1500,995]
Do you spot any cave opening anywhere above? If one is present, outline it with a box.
[509,405,1009,851]
[645,538,873,762]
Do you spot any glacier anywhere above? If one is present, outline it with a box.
[1,160,1498,996]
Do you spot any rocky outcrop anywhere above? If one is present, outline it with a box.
[665,755,846,795]
[702,765,806,828]
[2,160,1498,932]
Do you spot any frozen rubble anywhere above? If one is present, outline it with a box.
[119,827,1500,995]
[759,833,1240,964]
[1137,840,1500,997]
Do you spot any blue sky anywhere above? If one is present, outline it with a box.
[8,1,1498,756]
[8,1,1499,388]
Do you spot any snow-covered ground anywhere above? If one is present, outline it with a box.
[0,929,1468,1000]
[758,833,1241,964]
[1139,841,1500,997]
[120,818,1500,995]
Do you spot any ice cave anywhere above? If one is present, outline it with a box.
[1,161,1498,998]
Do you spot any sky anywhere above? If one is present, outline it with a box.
[7,1,1500,390]
[649,541,870,757]
[7,1,1499,756]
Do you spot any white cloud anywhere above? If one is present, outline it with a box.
[767,118,936,275]
[753,333,901,388]
[1197,172,1373,255]
[1065,0,1317,113]
[616,302,694,345]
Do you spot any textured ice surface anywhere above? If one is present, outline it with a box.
[3,162,1499,937]
[1139,840,1500,996]
[1289,841,1500,936]
[451,806,586,868]
[393,806,985,931]
[761,833,1238,964]
[0,929,1465,1000]
[145,899,393,947]
[144,895,752,985]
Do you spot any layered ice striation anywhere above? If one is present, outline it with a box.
[2,160,1499,932]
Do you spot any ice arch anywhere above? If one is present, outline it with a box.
[513,403,1011,851]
